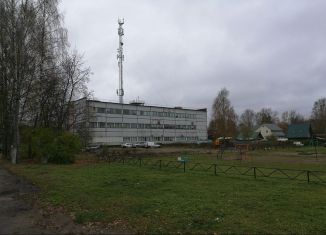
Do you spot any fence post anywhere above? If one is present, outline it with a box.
[139,158,142,167]
[159,160,162,170]
[307,170,310,183]
[183,161,186,173]
[108,156,111,165]
[253,167,257,179]
[214,164,217,176]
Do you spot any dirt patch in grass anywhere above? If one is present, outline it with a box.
[0,162,130,234]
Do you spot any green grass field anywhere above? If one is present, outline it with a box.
[7,147,326,234]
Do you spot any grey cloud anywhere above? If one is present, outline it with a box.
[60,0,326,119]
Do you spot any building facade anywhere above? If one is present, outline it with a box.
[72,98,207,145]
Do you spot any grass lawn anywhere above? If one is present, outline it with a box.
[7,156,326,234]
[158,146,326,171]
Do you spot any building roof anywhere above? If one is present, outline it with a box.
[75,97,207,112]
[287,123,312,139]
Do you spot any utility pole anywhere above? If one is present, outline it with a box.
[117,18,125,104]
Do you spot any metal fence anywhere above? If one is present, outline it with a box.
[103,157,326,184]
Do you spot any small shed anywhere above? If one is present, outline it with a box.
[287,123,312,140]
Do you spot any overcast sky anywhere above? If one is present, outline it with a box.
[59,0,326,118]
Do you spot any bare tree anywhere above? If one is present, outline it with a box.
[255,108,279,126]
[311,97,326,134]
[281,110,305,124]
[55,50,90,130]
[239,109,256,138]
[279,110,305,132]
[210,88,238,138]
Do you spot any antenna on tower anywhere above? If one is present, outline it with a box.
[117,18,125,104]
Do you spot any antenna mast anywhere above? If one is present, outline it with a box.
[117,18,125,104]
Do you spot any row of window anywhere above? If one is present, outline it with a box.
[94,107,197,119]
[122,136,199,142]
[89,122,197,130]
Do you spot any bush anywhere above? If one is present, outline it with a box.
[21,127,81,164]
[48,132,81,164]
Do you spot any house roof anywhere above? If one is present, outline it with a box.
[261,124,283,132]
[273,131,286,137]
[287,123,312,139]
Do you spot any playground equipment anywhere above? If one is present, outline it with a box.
[234,144,251,161]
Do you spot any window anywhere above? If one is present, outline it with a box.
[89,122,97,128]
[107,108,122,114]
[138,136,146,141]
[107,123,114,128]
[130,123,137,129]
[186,114,196,119]
[122,123,130,128]
[130,110,137,115]
[164,124,175,129]
[152,111,158,117]
[115,123,122,128]
[115,109,122,114]
[154,136,162,141]
[123,137,131,142]
[97,108,106,113]
[176,136,185,141]
[98,122,106,128]
[145,124,151,129]
[164,137,174,142]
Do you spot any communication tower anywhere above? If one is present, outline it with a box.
[117,18,125,103]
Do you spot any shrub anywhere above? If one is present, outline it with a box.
[21,127,81,164]
[48,132,81,164]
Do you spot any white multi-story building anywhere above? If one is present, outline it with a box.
[72,98,207,145]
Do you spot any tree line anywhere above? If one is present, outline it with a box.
[0,0,90,163]
[209,88,326,139]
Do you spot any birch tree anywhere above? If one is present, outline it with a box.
[0,0,90,163]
